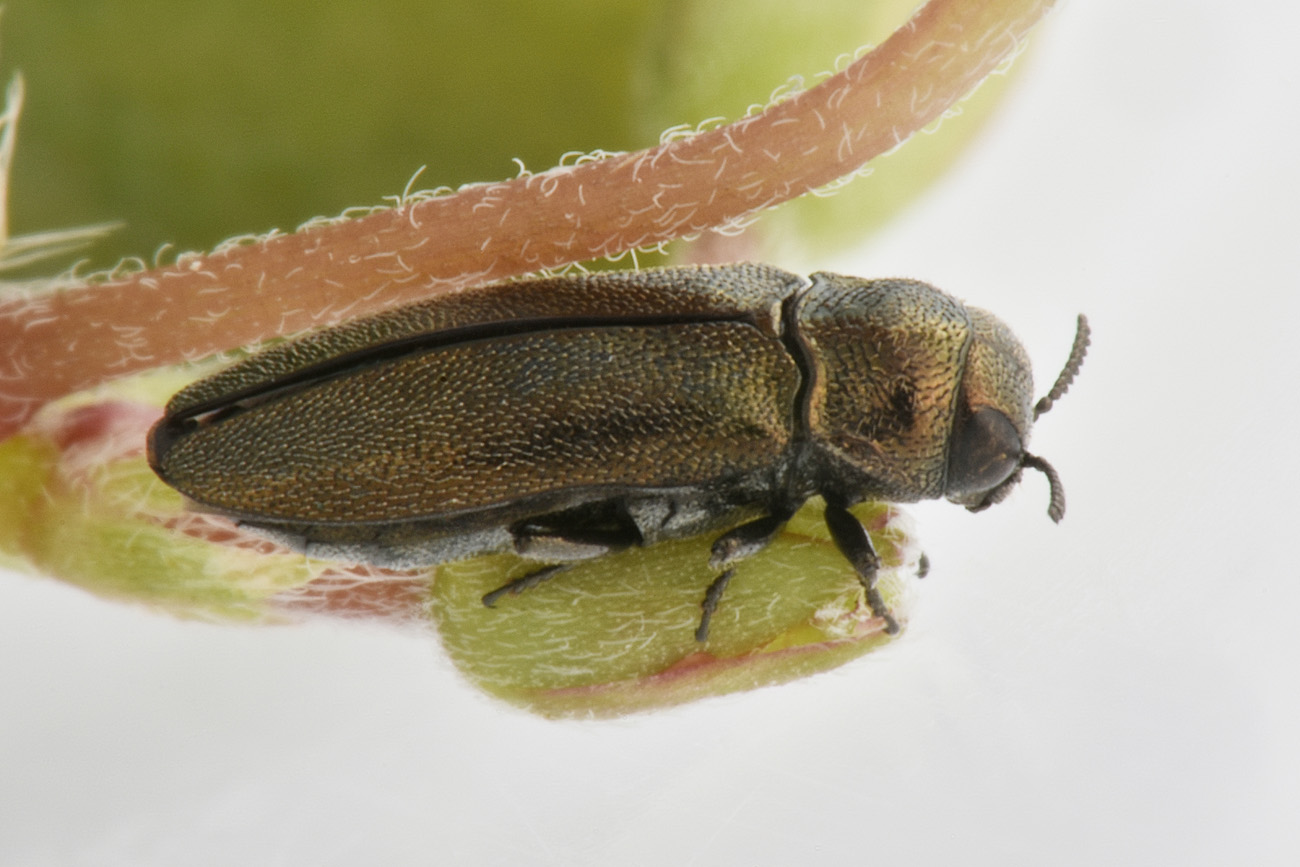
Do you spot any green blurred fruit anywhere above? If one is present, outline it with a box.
[7,0,1017,271]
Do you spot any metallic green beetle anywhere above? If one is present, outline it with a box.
[148,264,1089,640]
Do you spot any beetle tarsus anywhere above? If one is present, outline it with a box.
[481,564,569,608]
[865,585,901,635]
[696,569,736,642]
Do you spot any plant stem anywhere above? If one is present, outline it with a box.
[0,0,1054,437]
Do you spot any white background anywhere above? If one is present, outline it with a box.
[3,1,1298,864]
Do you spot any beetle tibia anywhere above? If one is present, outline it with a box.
[822,500,900,635]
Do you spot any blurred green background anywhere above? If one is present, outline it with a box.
[4,0,1014,273]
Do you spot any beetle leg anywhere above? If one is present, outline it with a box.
[695,505,799,641]
[696,569,735,643]
[708,510,794,570]
[822,501,901,635]
[510,500,643,562]
[481,564,569,608]
[512,523,639,562]
[482,505,644,608]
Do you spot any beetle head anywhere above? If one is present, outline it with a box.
[944,312,1090,522]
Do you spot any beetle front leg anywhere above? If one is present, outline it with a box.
[823,500,901,635]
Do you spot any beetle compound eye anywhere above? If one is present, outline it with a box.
[945,407,1023,498]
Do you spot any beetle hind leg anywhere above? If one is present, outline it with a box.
[510,501,644,562]
[481,564,570,607]
[481,502,644,608]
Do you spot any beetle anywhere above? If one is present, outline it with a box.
[148,264,1089,640]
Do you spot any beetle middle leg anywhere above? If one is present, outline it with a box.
[823,500,901,635]
[481,501,643,608]
[695,504,799,642]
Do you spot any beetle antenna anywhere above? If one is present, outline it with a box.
[1034,314,1091,420]
[1021,453,1065,523]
